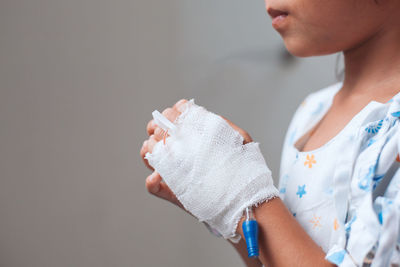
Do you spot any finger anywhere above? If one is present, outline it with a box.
[161,107,180,123]
[147,135,159,153]
[146,120,156,136]
[140,140,154,170]
[173,99,188,112]
[220,115,253,144]
[145,171,162,194]
[145,172,184,209]
[153,126,166,142]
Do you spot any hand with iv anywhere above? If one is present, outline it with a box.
[140,99,279,242]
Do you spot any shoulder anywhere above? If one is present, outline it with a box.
[287,82,342,131]
[301,82,342,111]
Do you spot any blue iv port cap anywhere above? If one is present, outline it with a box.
[242,220,259,258]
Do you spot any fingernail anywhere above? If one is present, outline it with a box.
[176,99,186,106]
[176,99,188,111]
[149,176,160,193]
[150,172,158,182]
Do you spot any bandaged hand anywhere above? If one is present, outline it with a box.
[140,99,252,209]
[140,99,279,242]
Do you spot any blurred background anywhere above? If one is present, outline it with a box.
[0,0,339,266]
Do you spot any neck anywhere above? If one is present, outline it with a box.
[341,26,400,99]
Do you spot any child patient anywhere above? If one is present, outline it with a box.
[140,0,400,266]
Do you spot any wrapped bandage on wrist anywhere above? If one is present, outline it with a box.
[145,100,279,242]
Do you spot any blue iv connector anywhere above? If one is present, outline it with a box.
[242,207,259,258]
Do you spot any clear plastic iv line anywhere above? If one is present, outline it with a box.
[152,110,176,135]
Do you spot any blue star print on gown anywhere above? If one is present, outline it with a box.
[296,185,306,198]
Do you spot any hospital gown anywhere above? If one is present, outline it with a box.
[279,82,400,266]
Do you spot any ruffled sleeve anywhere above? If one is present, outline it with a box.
[326,96,400,266]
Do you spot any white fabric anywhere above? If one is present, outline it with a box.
[279,82,400,266]
[145,100,279,242]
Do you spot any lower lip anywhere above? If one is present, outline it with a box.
[272,14,288,28]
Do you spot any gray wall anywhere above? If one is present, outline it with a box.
[0,0,338,266]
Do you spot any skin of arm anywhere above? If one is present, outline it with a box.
[234,198,335,267]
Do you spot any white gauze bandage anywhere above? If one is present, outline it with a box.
[145,100,279,242]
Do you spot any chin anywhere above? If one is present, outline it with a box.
[284,44,316,58]
[282,36,338,58]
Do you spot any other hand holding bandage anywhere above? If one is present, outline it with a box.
[140,99,279,242]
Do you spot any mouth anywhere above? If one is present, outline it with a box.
[267,7,289,29]
[267,8,288,19]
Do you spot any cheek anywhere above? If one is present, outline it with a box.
[280,1,383,57]
[279,16,347,57]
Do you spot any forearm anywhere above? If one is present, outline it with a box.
[236,197,336,267]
